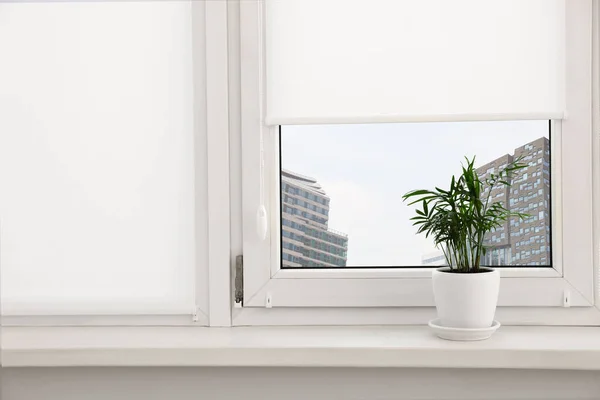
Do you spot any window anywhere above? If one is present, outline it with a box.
[2,0,597,328]
[0,0,232,326]
[236,0,597,325]
[0,1,204,319]
[281,121,551,268]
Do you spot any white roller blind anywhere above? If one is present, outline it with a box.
[0,2,196,314]
[266,0,565,125]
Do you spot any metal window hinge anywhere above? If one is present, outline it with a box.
[563,290,571,308]
[234,255,244,308]
[192,308,200,322]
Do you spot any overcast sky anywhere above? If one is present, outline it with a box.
[281,120,549,266]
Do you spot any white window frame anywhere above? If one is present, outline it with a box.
[234,0,600,326]
[1,0,233,328]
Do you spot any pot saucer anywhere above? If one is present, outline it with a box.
[428,319,501,341]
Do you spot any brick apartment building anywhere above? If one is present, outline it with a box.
[477,137,551,266]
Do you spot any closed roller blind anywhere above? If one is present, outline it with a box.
[0,1,197,315]
[266,0,565,125]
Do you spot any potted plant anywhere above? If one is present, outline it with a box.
[403,157,527,336]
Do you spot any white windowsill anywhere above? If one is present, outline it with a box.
[2,326,600,369]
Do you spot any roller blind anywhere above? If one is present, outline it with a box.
[266,0,566,125]
[0,1,196,314]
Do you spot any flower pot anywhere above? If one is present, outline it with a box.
[432,267,500,329]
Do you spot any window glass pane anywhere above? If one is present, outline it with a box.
[280,120,551,268]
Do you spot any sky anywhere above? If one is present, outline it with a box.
[281,120,550,266]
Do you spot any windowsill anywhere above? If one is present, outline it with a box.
[3,325,600,369]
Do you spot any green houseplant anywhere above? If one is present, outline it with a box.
[403,157,528,337]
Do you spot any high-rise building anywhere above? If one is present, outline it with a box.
[478,137,551,266]
[421,137,551,267]
[281,170,348,267]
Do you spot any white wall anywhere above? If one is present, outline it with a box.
[2,368,600,400]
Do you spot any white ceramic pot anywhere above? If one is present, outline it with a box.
[432,267,500,329]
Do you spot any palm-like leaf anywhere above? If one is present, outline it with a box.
[402,156,529,272]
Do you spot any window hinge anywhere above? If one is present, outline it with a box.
[563,290,571,308]
[234,255,244,308]
[192,307,200,322]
